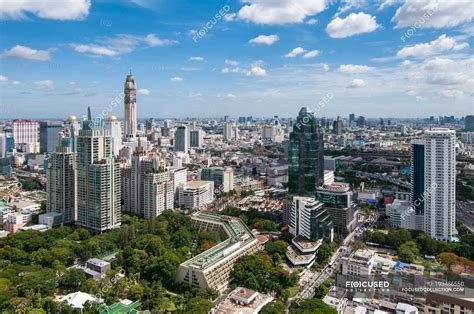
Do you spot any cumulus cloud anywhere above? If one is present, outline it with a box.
[440,89,463,98]
[137,89,150,95]
[71,33,177,57]
[0,0,91,21]
[392,0,474,29]
[189,56,204,61]
[246,66,267,76]
[3,45,52,61]
[397,34,469,58]
[224,13,236,22]
[326,12,378,38]
[285,47,306,58]
[0,75,7,82]
[225,59,240,66]
[347,78,365,88]
[34,80,54,90]
[249,34,279,45]
[170,76,184,82]
[237,0,326,24]
[221,67,242,74]
[224,93,237,99]
[338,64,374,73]
[303,50,320,59]
[306,18,317,25]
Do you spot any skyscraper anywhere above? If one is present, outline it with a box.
[410,140,425,213]
[76,107,121,232]
[13,119,39,153]
[174,125,189,152]
[124,74,137,139]
[465,115,474,132]
[349,113,355,125]
[332,116,343,135]
[190,129,205,148]
[143,168,174,219]
[39,121,63,153]
[424,128,456,242]
[104,115,122,156]
[289,196,333,242]
[288,107,325,196]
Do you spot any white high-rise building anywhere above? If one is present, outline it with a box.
[0,134,6,158]
[104,116,122,156]
[223,122,238,141]
[13,119,40,153]
[424,128,457,242]
[190,129,205,147]
[178,180,214,210]
[143,169,174,219]
[169,167,187,199]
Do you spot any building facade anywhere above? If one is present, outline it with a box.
[124,74,137,139]
[288,107,324,196]
[424,128,456,242]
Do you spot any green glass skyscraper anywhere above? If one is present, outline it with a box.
[288,107,325,196]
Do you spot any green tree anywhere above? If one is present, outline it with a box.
[398,241,420,263]
[314,284,329,299]
[260,300,286,314]
[290,299,337,314]
[60,269,86,289]
[185,296,213,314]
[265,240,288,256]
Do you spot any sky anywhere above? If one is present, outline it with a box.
[0,0,473,119]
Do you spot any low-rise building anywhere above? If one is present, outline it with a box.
[211,287,273,314]
[175,212,262,291]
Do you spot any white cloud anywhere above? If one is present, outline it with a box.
[222,67,242,74]
[224,93,237,99]
[338,64,374,73]
[189,92,202,98]
[246,66,267,76]
[397,34,469,58]
[189,56,204,61]
[170,76,184,82]
[12,81,22,85]
[3,45,52,61]
[303,50,320,59]
[378,0,396,10]
[392,0,474,29]
[225,59,240,66]
[322,63,330,71]
[224,13,236,22]
[326,12,378,38]
[144,34,178,47]
[34,80,54,90]
[137,89,150,95]
[0,75,7,82]
[285,47,306,58]
[249,34,279,45]
[237,0,326,25]
[347,78,365,88]
[0,0,91,21]
[306,18,317,25]
[71,33,177,57]
[333,0,365,18]
[440,89,463,98]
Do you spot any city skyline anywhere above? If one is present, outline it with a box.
[1,0,473,119]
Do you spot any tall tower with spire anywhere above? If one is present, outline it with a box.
[124,73,137,139]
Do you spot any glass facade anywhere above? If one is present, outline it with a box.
[288,107,324,196]
[411,142,425,213]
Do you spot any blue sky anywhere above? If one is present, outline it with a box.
[0,0,473,119]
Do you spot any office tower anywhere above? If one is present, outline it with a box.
[349,113,355,125]
[46,146,77,224]
[223,122,234,141]
[262,125,284,143]
[76,107,121,232]
[190,129,204,148]
[174,125,189,152]
[39,121,63,153]
[332,116,343,135]
[223,115,229,122]
[288,107,325,196]
[104,115,122,157]
[13,119,40,153]
[424,128,456,242]
[317,182,357,232]
[124,74,137,139]
[289,196,333,242]
[145,118,155,133]
[143,168,174,219]
[178,180,214,210]
[0,134,5,158]
[201,166,234,193]
[410,140,425,214]
[466,115,474,131]
[357,116,366,127]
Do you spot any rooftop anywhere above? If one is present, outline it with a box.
[180,212,256,271]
